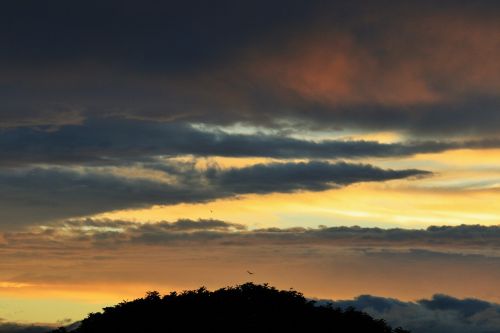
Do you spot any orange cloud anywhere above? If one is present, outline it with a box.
[240,11,500,108]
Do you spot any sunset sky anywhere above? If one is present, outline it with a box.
[1,1,500,332]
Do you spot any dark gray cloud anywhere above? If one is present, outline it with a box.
[0,1,498,135]
[0,0,321,72]
[0,165,214,226]
[0,321,52,333]
[418,294,491,317]
[326,294,500,333]
[0,161,427,227]
[2,118,499,166]
[211,161,428,193]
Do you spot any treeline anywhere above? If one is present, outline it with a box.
[50,283,410,333]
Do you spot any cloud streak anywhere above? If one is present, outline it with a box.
[5,220,500,251]
[2,119,500,167]
[0,161,428,227]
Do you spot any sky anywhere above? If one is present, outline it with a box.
[0,1,500,331]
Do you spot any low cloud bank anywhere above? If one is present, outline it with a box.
[0,322,52,333]
[325,294,500,333]
[4,220,500,252]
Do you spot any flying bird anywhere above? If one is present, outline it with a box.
[247,270,254,275]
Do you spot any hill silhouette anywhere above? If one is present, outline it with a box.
[50,283,410,333]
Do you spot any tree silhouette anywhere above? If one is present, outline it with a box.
[50,283,410,333]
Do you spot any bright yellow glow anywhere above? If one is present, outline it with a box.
[98,182,500,228]
[339,131,405,143]
[97,149,500,228]
[0,281,33,288]
[412,148,500,166]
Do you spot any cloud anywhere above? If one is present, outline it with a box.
[0,321,52,333]
[0,1,498,135]
[2,118,500,167]
[0,161,427,227]
[418,294,491,317]
[211,161,428,193]
[326,294,500,333]
[5,220,500,252]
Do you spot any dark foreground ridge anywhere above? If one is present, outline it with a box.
[50,283,409,333]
